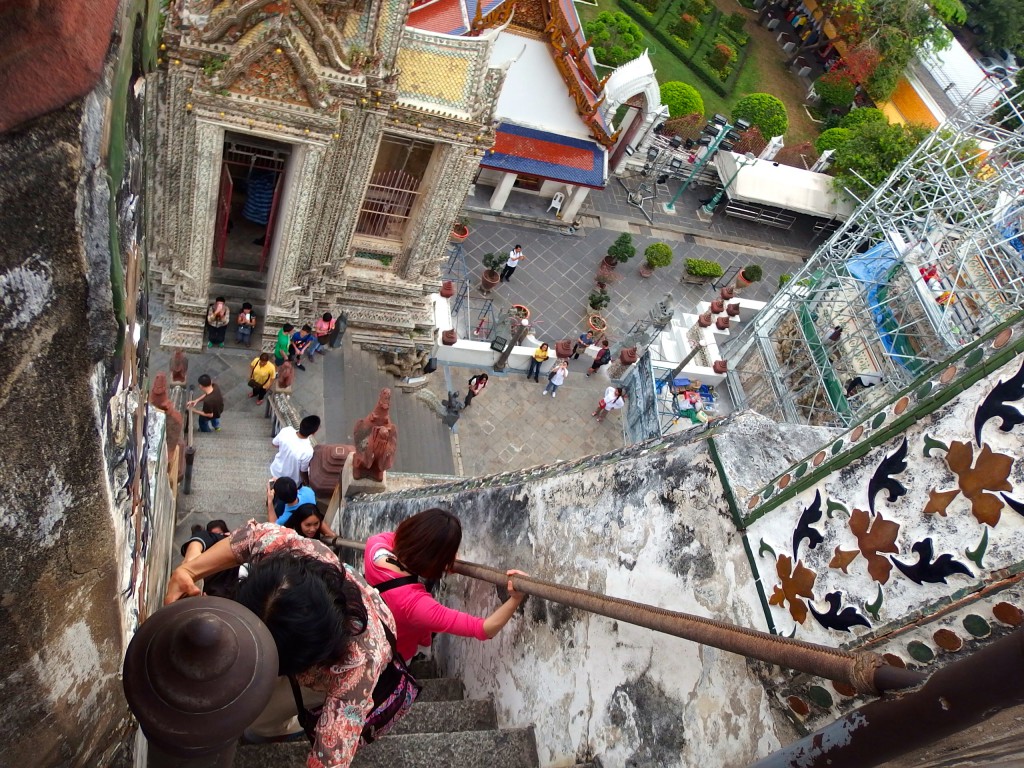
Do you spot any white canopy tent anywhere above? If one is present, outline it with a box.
[714,151,855,220]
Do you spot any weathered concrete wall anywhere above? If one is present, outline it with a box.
[344,417,826,766]
[0,0,167,763]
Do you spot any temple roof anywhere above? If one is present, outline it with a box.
[481,122,606,187]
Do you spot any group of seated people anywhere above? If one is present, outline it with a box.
[166,507,525,768]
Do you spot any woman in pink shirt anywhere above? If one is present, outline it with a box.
[363,508,526,662]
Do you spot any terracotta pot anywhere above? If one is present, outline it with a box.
[602,254,619,268]
[736,270,751,287]
[726,302,741,317]
[480,269,500,292]
[441,330,458,346]
[716,316,730,330]
[587,313,608,334]
[440,280,455,298]
[710,299,725,314]
[511,304,530,321]
[639,262,654,278]
[619,346,638,365]
[450,225,469,243]
[720,286,735,300]
[698,311,713,328]
[555,339,573,359]
[713,360,728,374]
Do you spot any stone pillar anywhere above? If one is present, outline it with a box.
[560,185,591,221]
[488,171,518,211]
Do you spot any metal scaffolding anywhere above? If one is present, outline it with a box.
[728,83,1024,427]
[444,243,496,341]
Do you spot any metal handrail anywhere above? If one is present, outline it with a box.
[328,537,924,695]
[183,385,196,495]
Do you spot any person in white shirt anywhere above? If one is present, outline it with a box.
[269,415,320,484]
[500,245,524,283]
[592,386,625,422]
[542,360,569,397]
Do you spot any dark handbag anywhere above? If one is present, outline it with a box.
[246,361,259,390]
[547,368,556,381]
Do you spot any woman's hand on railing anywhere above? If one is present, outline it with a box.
[506,569,529,604]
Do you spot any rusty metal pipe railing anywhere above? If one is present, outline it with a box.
[331,538,924,695]
[750,627,1024,768]
[183,385,196,495]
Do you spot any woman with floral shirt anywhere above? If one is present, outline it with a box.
[165,522,397,768]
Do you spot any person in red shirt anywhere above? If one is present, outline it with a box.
[363,508,526,662]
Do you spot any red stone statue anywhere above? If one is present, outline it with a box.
[150,372,172,410]
[352,388,398,482]
[277,360,294,389]
[149,372,184,479]
[169,349,188,384]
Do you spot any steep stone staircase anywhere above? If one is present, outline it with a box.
[234,659,543,768]
[176,355,277,534]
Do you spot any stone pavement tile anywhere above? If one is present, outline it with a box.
[429,363,625,477]
[453,217,796,345]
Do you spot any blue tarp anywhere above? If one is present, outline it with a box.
[846,242,902,363]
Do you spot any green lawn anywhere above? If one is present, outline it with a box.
[575,0,816,142]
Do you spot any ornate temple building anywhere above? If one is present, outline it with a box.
[152,0,664,358]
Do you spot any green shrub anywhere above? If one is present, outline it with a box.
[708,42,735,73]
[687,0,710,17]
[482,253,503,272]
[674,12,699,40]
[585,12,645,67]
[725,12,746,34]
[660,81,704,118]
[638,0,661,12]
[644,242,674,269]
[814,127,853,153]
[685,258,724,278]
[740,264,763,282]
[840,107,887,130]
[778,273,793,288]
[606,232,637,263]
[588,289,611,311]
[815,70,857,109]
[732,93,788,138]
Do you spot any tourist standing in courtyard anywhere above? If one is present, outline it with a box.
[206,296,229,348]
[236,302,257,347]
[586,339,612,376]
[187,374,224,432]
[592,386,625,422]
[543,359,568,397]
[572,329,595,359]
[500,244,524,282]
[248,352,276,404]
[269,414,320,484]
[464,372,488,407]
[527,343,549,382]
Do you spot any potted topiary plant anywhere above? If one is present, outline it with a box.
[588,288,611,312]
[639,242,673,277]
[451,217,470,244]
[603,232,636,268]
[736,264,763,289]
[480,252,502,292]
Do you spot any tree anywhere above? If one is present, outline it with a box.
[969,0,1024,54]
[815,70,858,109]
[585,12,645,68]
[815,127,853,153]
[733,125,767,156]
[831,120,931,199]
[660,81,704,118]
[732,93,789,138]
[840,107,886,129]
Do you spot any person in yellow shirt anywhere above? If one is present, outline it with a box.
[527,343,549,382]
[248,352,277,405]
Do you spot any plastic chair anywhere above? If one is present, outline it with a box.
[547,192,564,215]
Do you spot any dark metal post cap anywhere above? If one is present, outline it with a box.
[123,597,279,757]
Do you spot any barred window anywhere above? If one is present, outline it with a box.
[356,134,435,240]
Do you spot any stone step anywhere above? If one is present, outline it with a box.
[417,677,464,702]
[351,728,539,768]
[234,725,538,768]
[390,699,497,735]
[210,265,268,287]
[408,657,439,679]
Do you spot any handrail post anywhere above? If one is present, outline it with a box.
[123,597,279,767]
[183,386,196,495]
